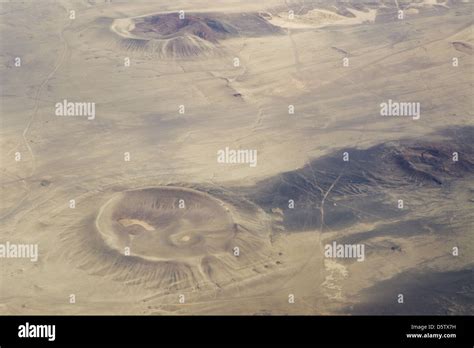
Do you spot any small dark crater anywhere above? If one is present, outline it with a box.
[40,180,51,187]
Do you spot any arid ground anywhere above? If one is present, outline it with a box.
[0,0,473,315]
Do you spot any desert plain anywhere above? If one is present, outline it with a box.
[0,0,473,315]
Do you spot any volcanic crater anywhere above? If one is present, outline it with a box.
[97,186,243,261]
[111,11,282,58]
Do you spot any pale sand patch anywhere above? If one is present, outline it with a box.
[411,0,449,8]
[268,8,377,29]
[322,259,348,301]
[406,8,420,15]
[110,18,141,39]
[118,218,155,231]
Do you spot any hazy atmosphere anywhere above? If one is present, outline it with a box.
[1,0,473,315]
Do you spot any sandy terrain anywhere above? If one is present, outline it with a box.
[0,0,473,315]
